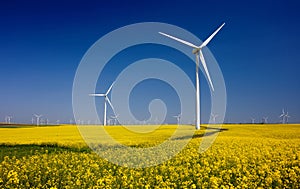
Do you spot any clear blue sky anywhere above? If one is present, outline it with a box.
[1,0,299,124]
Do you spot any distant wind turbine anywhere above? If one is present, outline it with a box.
[210,113,219,124]
[5,116,12,124]
[89,82,115,126]
[262,117,268,124]
[279,109,286,123]
[34,114,42,126]
[279,109,291,124]
[110,114,119,125]
[173,113,182,125]
[251,117,255,124]
[285,112,290,124]
[159,23,225,130]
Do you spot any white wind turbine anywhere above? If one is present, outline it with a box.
[285,112,291,124]
[279,109,291,124]
[89,82,115,126]
[251,117,255,124]
[279,109,286,123]
[159,23,225,130]
[34,114,42,126]
[5,116,12,124]
[173,113,182,125]
[262,117,268,124]
[211,113,219,124]
[110,114,119,125]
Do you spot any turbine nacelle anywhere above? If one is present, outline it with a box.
[192,48,200,54]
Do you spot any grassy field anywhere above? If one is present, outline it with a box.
[0,124,299,188]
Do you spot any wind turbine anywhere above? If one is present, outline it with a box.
[5,116,12,124]
[34,114,42,126]
[210,113,219,124]
[89,82,115,126]
[110,114,119,125]
[262,117,268,124]
[279,109,291,124]
[279,109,286,123]
[251,117,255,124]
[173,113,182,125]
[159,23,225,130]
[285,112,290,124]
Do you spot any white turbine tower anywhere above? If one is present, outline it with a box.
[89,82,115,126]
[159,23,225,130]
[34,114,42,126]
[173,113,182,125]
[211,113,219,124]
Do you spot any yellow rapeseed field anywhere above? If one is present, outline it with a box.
[0,124,299,188]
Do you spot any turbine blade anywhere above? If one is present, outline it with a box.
[89,94,106,97]
[106,97,116,115]
[199,23,225,49]
[106,81,115,95]
[159,32,198,49]
[199,50,214,91]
